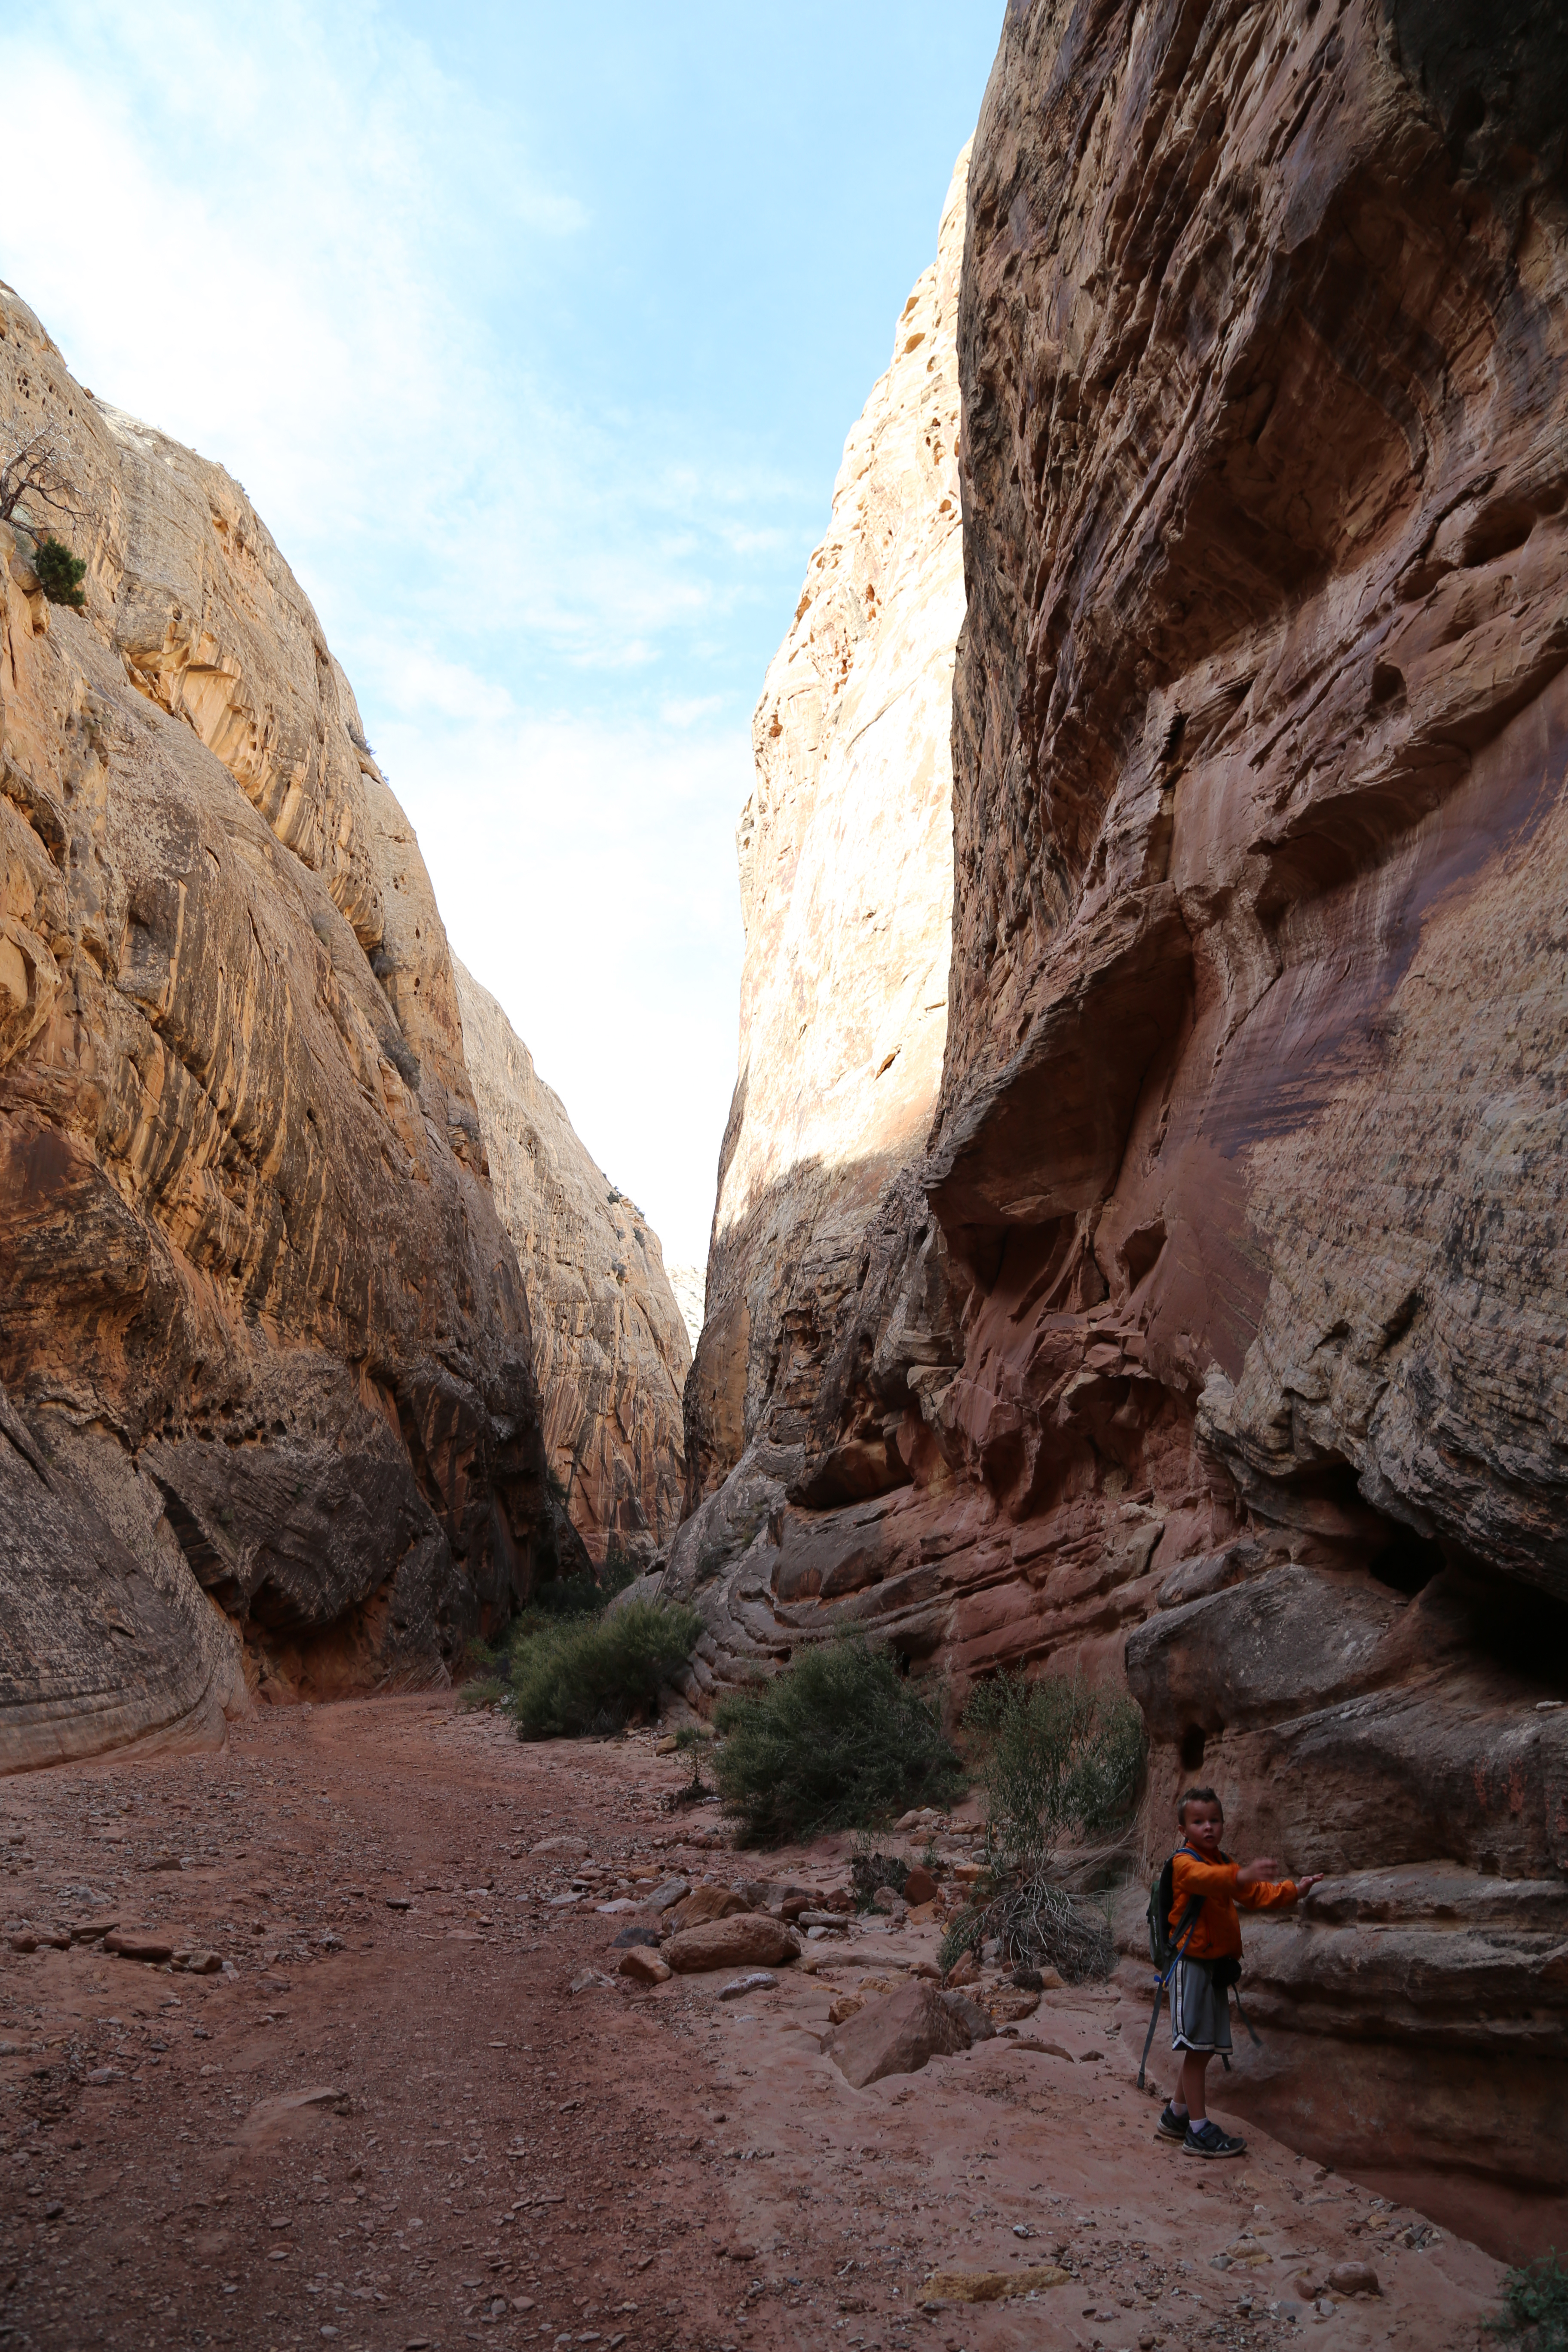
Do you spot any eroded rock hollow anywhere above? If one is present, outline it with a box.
[0,285,588,1767]
[674,0,1568,2227]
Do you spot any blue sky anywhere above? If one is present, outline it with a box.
[0,1,1000,1268]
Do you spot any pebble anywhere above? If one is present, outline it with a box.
[718,1972,776,2000]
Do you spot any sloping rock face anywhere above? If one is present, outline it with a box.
[453,959,689,1561]
[681,146,969,1515]
[665,1266,704,1355]
[670,4,1568,2232]
[0,283,582,1769]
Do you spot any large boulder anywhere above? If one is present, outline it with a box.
[830,1982,970,2090]
[662,1915,802,1973]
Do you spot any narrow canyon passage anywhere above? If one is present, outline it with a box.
[0,1706,1499,2352]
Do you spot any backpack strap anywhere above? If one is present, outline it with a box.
[1136,1894,1203,2091]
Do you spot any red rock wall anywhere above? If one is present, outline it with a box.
[0,287,585,1768]
[670,0,1568,2240]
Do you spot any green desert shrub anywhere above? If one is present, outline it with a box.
[1491,2252,1568,2352]
[458,1675,505,1713]
[713,1632,964,1847]
[937,1670,1144,1984]
[34,534,86,610]
[962,1670,1144,1870]
[511,1599,701,1741]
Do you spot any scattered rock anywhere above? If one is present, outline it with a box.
[663,1916,802,1973]
[174,1948,222,1975]
[939,1989,995,2043]
[944,1951,980,1988]
[922,2267,1070,2303]
[617,1948,672,1985]
[870,1885,905,1916]
[384,1897,412,1911]
[827,1994,865,2027]
[611,1926,662,1949]
[103,1930,175,1963]
[718,1972,777,2000]
[644,1878,691,1915]
[1328,2263,1381,2298]
[6,1932,37,1954]
[902,1864,939,1905]
[671,1883,747,1930]
[989,1989,1040,2023]
[831,1982,970,2089]
[532,1837,591,1858]
[569,1968,616,1994]
[68,1917,119,1943]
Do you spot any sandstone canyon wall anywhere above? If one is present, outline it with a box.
[454,959,689,1562]
[680,145,969,1516]
[669,1,1568,2238]
[0,283,586,1770]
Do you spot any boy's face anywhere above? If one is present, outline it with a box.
[1181,1799,1224,1856]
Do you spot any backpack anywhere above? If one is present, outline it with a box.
[1145,1853,1200,1973]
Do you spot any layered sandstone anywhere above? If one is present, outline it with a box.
[0,282,583,1769]
[454,959,689,1561]
[668,2,1568,2233]
[681,145,969,1512]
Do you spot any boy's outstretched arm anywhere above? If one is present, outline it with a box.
[1237,1866,1324,1909]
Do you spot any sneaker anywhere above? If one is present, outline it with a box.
[1183,2119,1246,2159]
[1156,2104,1189,2143]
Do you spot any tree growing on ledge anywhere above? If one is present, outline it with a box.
[0,423,79,531]
[34,535,86,610]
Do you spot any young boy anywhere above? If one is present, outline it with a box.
[1157,1785,1320,2159]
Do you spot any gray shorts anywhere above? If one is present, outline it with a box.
[1171,1956,1233,2055]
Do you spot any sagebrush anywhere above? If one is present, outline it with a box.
[936,1671,1144,1983]
[713,1633,964,1847]
[511,1599,701,1740]
[1491,2252,1568,2352]
[963,1670,1144,1868]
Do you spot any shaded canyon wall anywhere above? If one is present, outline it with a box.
[669,0,1568,2242]
[455,959,690,1563]
[0,283,586,1770]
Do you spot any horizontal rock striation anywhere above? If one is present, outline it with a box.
[0,283,583,1767]
[670,1,1568,2236]
[454,958,689,1562]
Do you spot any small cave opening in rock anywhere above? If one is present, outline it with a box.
[1369,1524,1445,1596]
[1121,1219,1167,1293]
[1178,1724,1207,1773]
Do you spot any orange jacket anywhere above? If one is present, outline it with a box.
[1169,1848,1297,1961]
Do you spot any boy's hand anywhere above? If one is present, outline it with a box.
[1294,1873,1323,1898]
[1236,1857,1284,1888]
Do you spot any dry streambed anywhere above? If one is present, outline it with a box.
[1,1697,1499,2352]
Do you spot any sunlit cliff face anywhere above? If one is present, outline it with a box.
[711,149,969,1253]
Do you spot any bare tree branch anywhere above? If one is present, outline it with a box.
[0,424,80,533]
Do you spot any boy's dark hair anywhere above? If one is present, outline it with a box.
[1176,1784,1222,1824]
